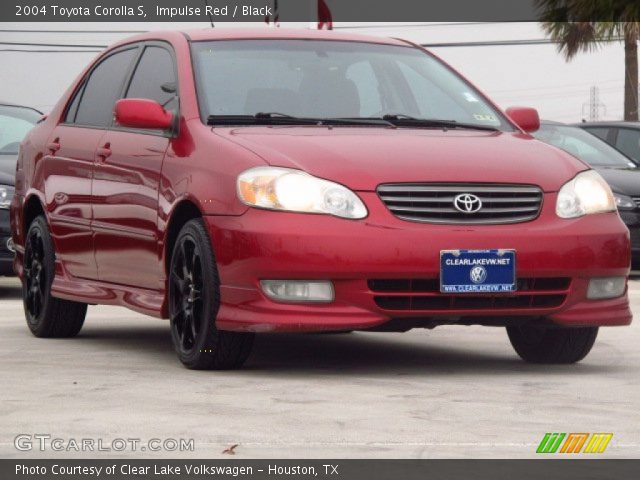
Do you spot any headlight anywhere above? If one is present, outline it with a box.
[237,167,368,219]
[613,193,636,210]
[0,185,14,210]
[556,170,615,219]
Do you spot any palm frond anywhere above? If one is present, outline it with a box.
[535,1,637,60]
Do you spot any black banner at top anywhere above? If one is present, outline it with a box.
[4,0,542,23]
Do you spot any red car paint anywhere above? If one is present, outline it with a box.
[10,28,632,334]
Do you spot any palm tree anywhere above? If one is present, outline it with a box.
[536,0,640,121]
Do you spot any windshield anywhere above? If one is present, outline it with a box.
[534,124,636,169]
[192,40,511,130]
[0,105,40,155]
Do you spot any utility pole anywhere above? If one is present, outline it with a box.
[582,86,607,121]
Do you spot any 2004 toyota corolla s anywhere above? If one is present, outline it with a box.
[10,29,632,369]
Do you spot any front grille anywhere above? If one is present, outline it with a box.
[377,183,543,224]
[369,277,570,311]
[632,196,640,208]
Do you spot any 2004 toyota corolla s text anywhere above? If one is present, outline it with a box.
[10,29,632,369]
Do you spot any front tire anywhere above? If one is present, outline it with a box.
[168,219,254,370]
[507,324,598,364]
[23,216,87,338]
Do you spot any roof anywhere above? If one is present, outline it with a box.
[573,121,640,128]
[183,27,409,46]
[111,27,411,49]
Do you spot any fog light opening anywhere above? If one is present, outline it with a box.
[587,277,626,300]
[6,238,15,253]
[260,280,334,303]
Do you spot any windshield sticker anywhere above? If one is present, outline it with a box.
[473,114,497,122]
[463,92,480,103]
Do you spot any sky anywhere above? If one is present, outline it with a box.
[0,22,627,122]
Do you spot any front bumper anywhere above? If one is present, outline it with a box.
[207,192,632,332]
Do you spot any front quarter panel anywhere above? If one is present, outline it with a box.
[160,119,266,218]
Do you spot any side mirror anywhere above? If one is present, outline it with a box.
[114,98,173,130]
[505,106,540,133]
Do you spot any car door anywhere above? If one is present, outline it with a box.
[92,43,177,290]
[614,128,640,163]
[44,46,139,280]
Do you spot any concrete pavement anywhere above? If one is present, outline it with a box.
[0,276,638,459]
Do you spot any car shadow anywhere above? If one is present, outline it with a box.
[246,331,615,376]
[74,323,616,377]
[0,278,21,300]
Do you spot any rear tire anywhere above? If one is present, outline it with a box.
[168,218,254,370]
[507,324,598,364]
[23,216,87,338]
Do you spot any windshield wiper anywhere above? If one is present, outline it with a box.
[381,114,499,131]
[207,112,395,127]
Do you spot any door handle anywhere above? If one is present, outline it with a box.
[96,143,112,162]
[47,139,60,153]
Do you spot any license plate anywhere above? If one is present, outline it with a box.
[440,249,516,293]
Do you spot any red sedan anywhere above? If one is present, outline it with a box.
[10,29,631,369]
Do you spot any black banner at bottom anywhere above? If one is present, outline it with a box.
[3,459,639,480]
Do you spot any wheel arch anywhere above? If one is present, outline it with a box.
[163,199,203,276]
[22,193,47,238]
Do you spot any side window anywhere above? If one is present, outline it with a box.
[74,48,137,128]
[615,129,640,162]
[583,127,610,142]
[126,46,177,108]
[64,83,83,123]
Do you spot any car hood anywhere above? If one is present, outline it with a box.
[215,127,586,191]
[596,166,640,196]
[0,155,16,186]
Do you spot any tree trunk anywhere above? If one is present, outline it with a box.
[624,30,638,121]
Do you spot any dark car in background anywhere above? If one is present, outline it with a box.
[0,103,42,275]
[576,121,640,164]
[534,121,640,267]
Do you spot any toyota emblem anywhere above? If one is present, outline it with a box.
[453,193,482,213]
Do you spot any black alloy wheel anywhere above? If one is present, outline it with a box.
[168,219,254,369]
[23,216,87,337]
[170,233,204,353]
[24,226,46,320]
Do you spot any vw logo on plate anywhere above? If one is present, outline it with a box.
[470,266,488,284]
[453,193,482,213]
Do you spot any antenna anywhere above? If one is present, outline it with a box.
[204,0,215,28]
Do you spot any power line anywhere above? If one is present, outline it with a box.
[335,22,496,29]
[0,23,493,33]
[0,29,146,34]
[0,49,102,53]
[0,36,626,51]
[490,78,623,94]
[422,37,622,48]
[0,41,107,48]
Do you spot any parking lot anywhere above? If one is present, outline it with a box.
[0,275,638,459]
